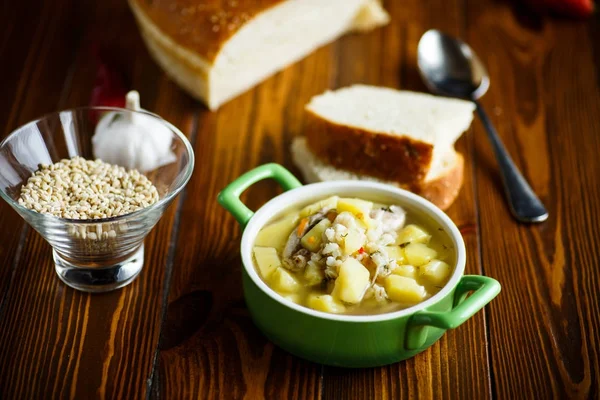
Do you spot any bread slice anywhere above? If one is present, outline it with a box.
[304,85,475,184]
[128,0,389,110]
[291,137,464,210]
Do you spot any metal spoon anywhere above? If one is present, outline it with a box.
[417,29,548,223]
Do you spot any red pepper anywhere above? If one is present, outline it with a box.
[358,247,365,254]
[526,0,594,18]
[89,44,127,110]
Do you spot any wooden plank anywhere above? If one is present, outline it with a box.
[157,1,492,399]
[154,40,339,400]
[0,0,59,307]
[0,0,198,398]
[324,1,490,399]
[0,0,90,392]
[321,1,491,399]
[466,2,600,398]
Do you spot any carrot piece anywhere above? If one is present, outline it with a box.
[297,217,309,236]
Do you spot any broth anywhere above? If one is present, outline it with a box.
[252,196,455,315]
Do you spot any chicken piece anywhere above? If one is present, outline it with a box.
[373,205,406,233]
[373,284,388,302]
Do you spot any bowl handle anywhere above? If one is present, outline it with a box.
[405,275,501,350]
[218,163,302,228]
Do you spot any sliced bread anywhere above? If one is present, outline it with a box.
[291,137,464,210]
[304,85,475,184]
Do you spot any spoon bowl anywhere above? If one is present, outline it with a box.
[418,30,489,99]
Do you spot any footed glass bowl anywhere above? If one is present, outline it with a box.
[0,107,194,292]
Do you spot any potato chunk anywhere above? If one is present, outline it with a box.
[301,219,331,252]
[300,196,339,217]
[282,293,302,304]
[269,267,300,293]
[255,215,299,251]
[342,229,364,255]
[396,224,431,245]
[253,247,281,279]
[404,243,438,266]
[337,211,368,230]
[337,198,373,226]
[307,294,346,313]
[392,264,417,279]
[384,275,427,304]
[304,262,325,286]
[332,258,370,304]
[383,246,406,264]
[420,259,452,286]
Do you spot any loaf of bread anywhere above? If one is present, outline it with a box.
[128,0,389,110]
[293,85,475,210]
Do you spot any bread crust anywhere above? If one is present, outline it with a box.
[291,137,464,210]
[410,153,464,210]
[131,0,283,63]
[304,109,434,184]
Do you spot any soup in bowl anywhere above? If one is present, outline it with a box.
[253,196,456,315]
[218,164,500,367]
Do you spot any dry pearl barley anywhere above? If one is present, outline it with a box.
[18,157,159,220]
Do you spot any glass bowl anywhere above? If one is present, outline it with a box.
[0,107,194,292]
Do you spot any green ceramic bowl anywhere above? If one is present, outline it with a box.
[218,163,500,368]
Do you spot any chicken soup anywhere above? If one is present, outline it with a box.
[252,196,455,315]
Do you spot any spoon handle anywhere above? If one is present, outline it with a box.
[473,100,548,223]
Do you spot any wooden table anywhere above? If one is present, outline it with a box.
[1,1,599,399]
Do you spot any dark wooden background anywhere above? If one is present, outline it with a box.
[0,0,599,398]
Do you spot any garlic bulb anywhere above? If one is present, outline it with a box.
[92,91,176,172]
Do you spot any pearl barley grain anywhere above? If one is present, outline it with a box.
[18,157,159,219]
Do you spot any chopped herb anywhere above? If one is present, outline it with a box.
[399,242,411,248]
[438,228,444,231]
[341,233,348,238]
[442,244,449,250]
[382,206,393,212]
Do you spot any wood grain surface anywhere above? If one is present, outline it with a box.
[466,1,600,399]
[0,0,598,399]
